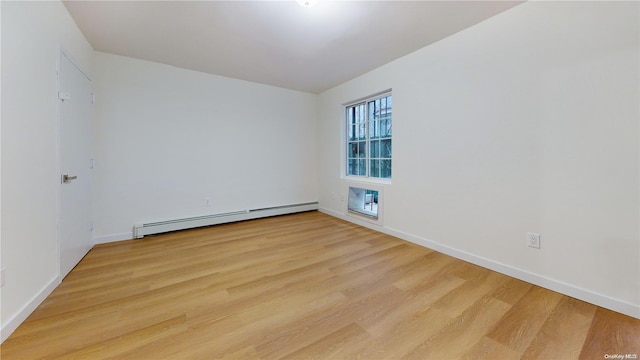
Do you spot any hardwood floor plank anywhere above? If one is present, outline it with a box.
[254,285,407,359]
[431,270,510,319]
[392,251,457,291]
[521,297,596,360]
[182,291,350,358]
[343,306,456,359]
[579,307,640,359]
[2,211,638,359]
[401,296,513,360]
[461,336,519,360]
[328,244,411,275]
[358,274,465,338]
[489,277,533,306]
[51,315,187,360]
[487,286,564,354]
[280,322,369,360]
[111,314,245,359]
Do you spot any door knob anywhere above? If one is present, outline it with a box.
[62,174,77,183]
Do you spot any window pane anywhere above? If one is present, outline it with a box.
[347,159,358,176]
[357,159,366,176]
[348,120,356,141]
[381,117,391,137]
[383,96,392,116]
[358,122,366,140]
[369,119,377,139]
[368,100,376,120]
[381,159,392,178]
[381,139,391,158]
[348,142,358,158]
[349,142,366,158]
[370,159,380,178]
[357,141,366,158]
[348,158,367,176]
[370,140,379,158]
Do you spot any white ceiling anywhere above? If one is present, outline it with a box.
[64,1,523,93]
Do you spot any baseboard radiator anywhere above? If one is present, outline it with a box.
[133,202,318,238]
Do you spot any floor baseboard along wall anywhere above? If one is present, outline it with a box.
[1,275,60,343]
[94,232,134,244]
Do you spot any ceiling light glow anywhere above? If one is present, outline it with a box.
[296,0,319,8]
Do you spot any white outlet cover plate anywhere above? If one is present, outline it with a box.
[527,232,541,249]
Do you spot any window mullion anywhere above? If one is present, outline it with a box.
[365,102,369,177]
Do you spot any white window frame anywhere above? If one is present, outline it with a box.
[344,90,392,182]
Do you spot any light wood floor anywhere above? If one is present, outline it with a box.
[2,211,638,359]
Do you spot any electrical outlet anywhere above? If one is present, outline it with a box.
[204,198,212,206]
[527,232,541,249]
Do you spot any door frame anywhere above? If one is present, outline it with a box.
[56,46,93,279]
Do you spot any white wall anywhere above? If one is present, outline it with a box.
[1,1,93,341]
[92,52,318,241]
[318,1,639,317]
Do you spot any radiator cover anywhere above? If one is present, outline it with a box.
[133,202,318,238]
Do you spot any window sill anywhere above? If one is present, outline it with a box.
[342,176,392,186]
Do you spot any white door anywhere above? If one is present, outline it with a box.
[59,52,93,279]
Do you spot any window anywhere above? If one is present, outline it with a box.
[346,93,392,179]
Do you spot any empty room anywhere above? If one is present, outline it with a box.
[1,0,639,358]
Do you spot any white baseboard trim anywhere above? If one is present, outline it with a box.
[319,207,640,319]
[1,275,61,343]
[133,202,319,238]
[93,232,133,244]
